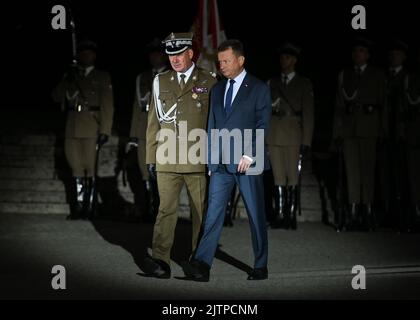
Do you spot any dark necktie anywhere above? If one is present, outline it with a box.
[179,74,186,90]
[355,67,362,79]
[225,79,235,114]
[282,74,288,86]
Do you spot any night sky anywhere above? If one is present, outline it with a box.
[5,0,420,138]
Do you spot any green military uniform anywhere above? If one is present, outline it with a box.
[333,64,387,205]
[53,67,114,176]
[403,71,420,213]
[146,33,217,265]
[267,73,314,186]
[52,40,114,219]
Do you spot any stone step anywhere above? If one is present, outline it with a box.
[0,156,56,168]
[0,202,70,214]
[0,167,57,180]
[0,190,67,204]
[0,179,66,191]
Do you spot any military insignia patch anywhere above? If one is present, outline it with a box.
[192,87,208,94]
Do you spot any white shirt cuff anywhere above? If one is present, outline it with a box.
[242,155,254,163]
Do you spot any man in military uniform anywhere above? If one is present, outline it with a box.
[267,43,314,230]
[377,40,409,228]
[402,50,420,231]
[333,38,387,231]
[142,33,217,278]
[126,38,169,222]
[52,40,114,220]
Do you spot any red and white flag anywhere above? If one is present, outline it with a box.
[191,0,227,73]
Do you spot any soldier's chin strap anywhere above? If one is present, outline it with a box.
[153,75,178,126]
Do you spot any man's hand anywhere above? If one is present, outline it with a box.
[97,134,109,148]
[147,164,157,180]
[237,156,253,173]
[125,137,138,153]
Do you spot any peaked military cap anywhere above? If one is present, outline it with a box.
[162,32,193,55]
[277,42,301,57]
[77,40,97,53]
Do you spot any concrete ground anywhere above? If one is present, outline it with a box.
[1,213,420,300]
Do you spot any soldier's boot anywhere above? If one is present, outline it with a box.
[289,186,298,230]
[271,186,287,229]
[86,177,98,219]
[67,177,85,220]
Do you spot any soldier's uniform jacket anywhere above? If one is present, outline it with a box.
[333,65,387,139]
[387,67,408,140]
[129,69,156,141]
[52,68,114,138]
[404,72,420,147]
[146,66,217,173]
[267,74,314,146]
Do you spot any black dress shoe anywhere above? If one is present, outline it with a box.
[182,259,210,282]
[142,257,171,279]
[247,267,268,280]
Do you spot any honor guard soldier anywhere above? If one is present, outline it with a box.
[142,32,217,278]
[333,38,387,231]
[52,40,114,220]
[267,43,314,230]
[378,40,409,228]
[402,50,420,232]
[126,38,169,222]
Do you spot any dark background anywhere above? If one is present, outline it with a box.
[4,0,420,141]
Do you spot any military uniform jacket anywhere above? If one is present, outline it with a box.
[387,68,408,140]
[267,74,314,146]
[333,65,387,139]
[52,68,114,138]
[146,67,217,173]
[404,72,420,147]
[129,69,156,141]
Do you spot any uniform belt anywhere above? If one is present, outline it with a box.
[67,105,100,112]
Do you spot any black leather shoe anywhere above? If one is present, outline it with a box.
[182,259,210,282]
[142,257,171,279]
[247,267,268,280]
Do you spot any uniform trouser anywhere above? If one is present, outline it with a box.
[65,138,97,177]
[407,147,420,204]
[194,166,268,269]
[152,172,207,265]
[268,145,300,186]
[343,138,376,204]
[136,139,149,181]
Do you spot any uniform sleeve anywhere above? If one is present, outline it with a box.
[99,72,114,136]
[332,72,345,140]
[146,77,160,165]
[302,79,314,146]
[377,70,388,138]
[130,77,142,139]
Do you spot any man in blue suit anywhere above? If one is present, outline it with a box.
[183,39,272,281]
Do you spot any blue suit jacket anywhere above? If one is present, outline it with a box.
[207,72,272,174]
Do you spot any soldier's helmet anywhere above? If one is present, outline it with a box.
[162,32,194,55]
[277,42,301,57]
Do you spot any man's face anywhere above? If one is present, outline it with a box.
[77,50,96,67]
[168,49,194,73]
[388,50,406,68]
[149,51,168,69]
[352,46,370,66]
[279,54,297,72]
[218,48,245,79]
